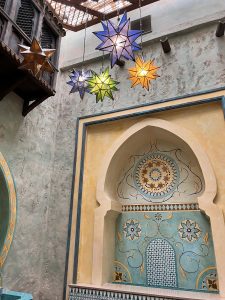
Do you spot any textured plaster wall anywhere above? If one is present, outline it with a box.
[60,0,225,68]
[0,1,225,300]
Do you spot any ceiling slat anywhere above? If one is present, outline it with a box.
[45,0,159,32]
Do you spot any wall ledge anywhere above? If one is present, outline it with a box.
[69,284,222,300]
[60,10,225,72]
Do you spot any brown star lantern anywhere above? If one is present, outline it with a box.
[18,38,56,77]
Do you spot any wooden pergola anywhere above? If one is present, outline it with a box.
[45,0,158,32]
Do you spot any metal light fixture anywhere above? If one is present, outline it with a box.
[93,12,143,68]
[67,69,92,99]
[18,37,55,77]
[128,56,159,90]
[88,67,119,102]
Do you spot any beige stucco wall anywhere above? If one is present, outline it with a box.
[76,100,225,284]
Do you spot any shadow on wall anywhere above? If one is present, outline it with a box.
[0,93,24,142]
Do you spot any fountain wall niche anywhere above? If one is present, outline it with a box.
[92,118,223,296]
[114,138,217,292]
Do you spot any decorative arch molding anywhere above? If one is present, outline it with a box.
[0,152,16,269]
[93,118,225,296]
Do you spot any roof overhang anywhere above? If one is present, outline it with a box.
[45,0,159,32]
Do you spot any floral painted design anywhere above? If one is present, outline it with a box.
[178,219,201,242]
[206,278,218,291]
[123,219,141,240]
[113,261,132,283]
[155,213,162,221]
[196,267,218,292]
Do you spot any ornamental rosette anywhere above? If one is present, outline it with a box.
[123,219,141,240]
[178,219,201,242]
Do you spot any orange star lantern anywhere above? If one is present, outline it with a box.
[18,38,55,77]
[128,56,159,90]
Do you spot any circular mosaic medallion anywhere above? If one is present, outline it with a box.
[134,152,179,201]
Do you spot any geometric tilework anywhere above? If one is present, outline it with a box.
[69,286,182,300]
[122,203,199,212]
[146,239,177,288]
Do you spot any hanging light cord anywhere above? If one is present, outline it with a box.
[116,0,120,22]
[102,0,106,70]
[82,7,88,68]
[139,0,144,57]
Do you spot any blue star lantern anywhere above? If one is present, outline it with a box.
[67,69,92,99]
[93,13,143,68]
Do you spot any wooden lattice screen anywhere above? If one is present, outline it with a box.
[0,0,5,8]
[16,0,35,38]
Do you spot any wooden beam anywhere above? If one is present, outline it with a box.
[50,0,159,32]
[22,97,48,116]
[63,17,100,32]
[103,0,159,20]
[75,3,103,18]
[216,21,225,37]
[127,0,142,3]
[160,37,171,53]
[65,0,158,31]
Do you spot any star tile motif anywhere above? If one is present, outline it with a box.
[18,38,55,77]
[128,56,160,90]
[93,13,143,67]
[87,67,119,102]
[67,69,92,99]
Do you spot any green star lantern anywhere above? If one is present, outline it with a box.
[88,67,119,102]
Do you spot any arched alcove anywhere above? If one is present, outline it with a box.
[0,153,16,269]
[93,118,225,296]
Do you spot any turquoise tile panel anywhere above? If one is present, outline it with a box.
[114,211,218,293]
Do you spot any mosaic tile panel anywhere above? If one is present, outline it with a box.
[114,211,218,293]
[146,239,177,288]
[122,203,199,212]
[69,287,181,300]
[134,153,180,200]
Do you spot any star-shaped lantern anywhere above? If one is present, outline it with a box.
[93,13,143,68]
[88,67,119,102]
[128,56,160,90]
[18,38,55,77]
[67,69,92,99]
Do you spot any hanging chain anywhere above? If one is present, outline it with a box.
[82,7,88,69]
[116,0,120,23]
[101,0,106,71]
[139,0,144,57]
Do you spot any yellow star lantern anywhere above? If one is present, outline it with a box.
[18,38,56,77]
[128,56,160,90]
